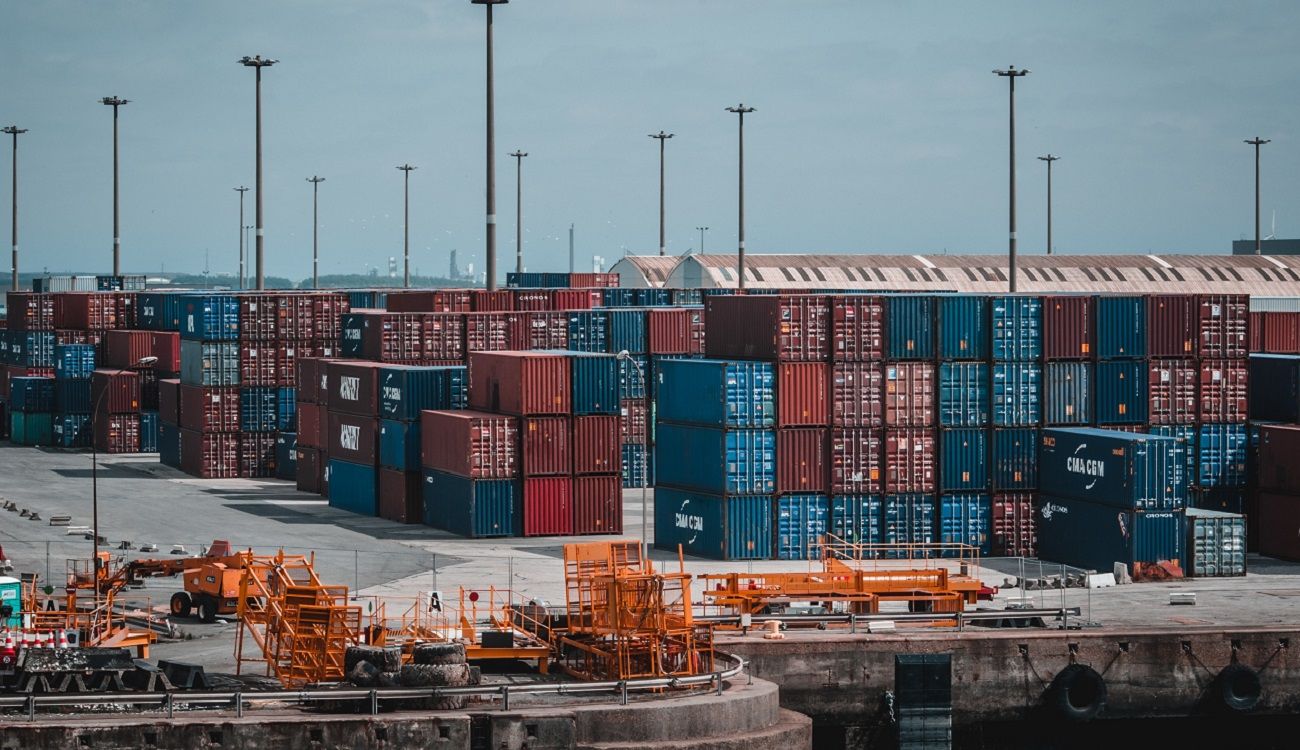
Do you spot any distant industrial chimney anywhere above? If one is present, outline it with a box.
[450,249,461,280]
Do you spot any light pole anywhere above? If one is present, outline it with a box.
[306,177,325,288]
[234,186,248,289]
[100,97,129,276]
[472,0,509,291]
[395,165,415,288]
[2,126,26,291]
[1245,137,1270,255]
[1038,154,1059,255]
[616,350,648,557]
[239,55,277,290]
[993,66,1029,293]
[509,151,526,274]
[725,104,754,289]
[649,131,674,256]
[244,224,253,280]
[696,226,708,255]
[569,223,575,273]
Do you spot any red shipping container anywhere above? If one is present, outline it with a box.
[419,314,465,361]
[55,329,89,346]
[180,429,239,479]
[1042,295,1093,359]
[830,428,882,494]
[509,311,569,350]
[572,415,620,475]
[240,343,279,386]
[831,362,884,428]
[521,416,571,476]
[297,402,325,448]
[274,341,311,388]
[158,379,181,425]
[1147,359,1197,425]
[1250,312,1265,353]
[520,476,573,536]
[1256,425,1300,495]
[549,289,597,311]
[464,312,512,352]
[991,493,1036,557]
[1198,359,1248,423]
[777,362,829,427]
[568,272,619,288]
[179,385,240,432]
[324,361,381,416]
[647,308,705,355]
[470,290,514,312]
[421,410,518,478]
[296,447,326,494]
[150,332,181,373]
[884,428,936,493]
[239,295,278,340]
[54,293,120,330]
[91,369,141,414]
[378,468,424,524]
[328,412,379,465]
[6,292,54,330]
[831,295,885,361]
[114,292,138,329]
[620,399,648,444]
[239,433,277,478]
[386,290,472,313]
[1197,294,1249,358]
[1257,492,1300,562]
[93,414,141,453]
[1263,312,1300,354]
[514,290,552,311]
[884,361,935,427]
[468,351,571,415]
[295,357,332,404]
[573,475,622,535]
[704,294,830,361]
[1146,294,1198,357]
[777,428,829,494]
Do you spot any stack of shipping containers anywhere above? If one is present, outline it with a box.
[829,295,885,550]
[377,364,467,523]
[323,360,382,516]
[989,296,1042,557]
[52,344,96,446]
[1252,419,1300,562]
[636,306,706,489]
[2,292,56,443]
[1190,296,1250,513]
[935,295,990,556]
[177,294,241,476]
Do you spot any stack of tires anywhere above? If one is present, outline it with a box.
[343,642,477,711]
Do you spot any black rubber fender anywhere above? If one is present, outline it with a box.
[1215,663,1262,712]
[1046,664,1107,721]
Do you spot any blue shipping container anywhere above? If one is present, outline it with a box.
[275,433,298,480]
[618,355,648,400]
[939,429,989,491]
[602,288,637,307]
[1248,354,1300,422]
[655,424,775,495]
[11,331,55,368]
[1043,362,1092,425]
[1148,425,1196,492]
[1040,427,1187,510]
[53,413,91,448]
[422,469,516,537]
[1037,495,1185,573]
[10,377,55,413]
[774,495,829,560]
[340,313,367,358]
[1094,360,1147,424]
[159,423,182,467]
[829,495,882,546]
[938,362,989,427]
[635,289,673,307]
[180,340,240,387]
[605,309,648,354]
[179,294,240,341]
[240,387,278,433]
[655,358,775,428]
[276,386,297,431]
[621,444,653,488]
[54,344,96,380]
[568,311,608,353]
[991,362,1041,426]
[991,428,1038,490]
[654,487,772,560]
[1094,295,1146,359]
[938,493,991,555]
[379,365,468,421]
[936,295,988,360]
[136,291,183,331]
[10,412,53,446]
[327,459,378,516]
[55,380,92,414]
[567,352,621,415]
[990,296,1042,361]
[885,295,935,360]
[882,494,936,556]
[139,411,159,453]
[1196,424,1248,488]
[379,419,421,472]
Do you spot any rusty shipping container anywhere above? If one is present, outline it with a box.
[884,428,936,493]
[158,378,181,424]
[1147,294,1198,357]
[510,311,569,350]
[521,416,571,476]
[1042,295,1093,359]
[464,312,513,352]
[101,330,153,368]
[991,493,1036,557]
[180,429,239,478]
[468,351,571,416]
[150,332,181,373]
[777,362,830,427]
[549,289,599,311]
[620,399,648,444]
[179,385,240,433]
[327,411,379,465]
[1257,492,1300,562]
[90,369,141,414]
[884,362,935,427]
[1263,312,1300,353]
[831,295,886,361]
[385,290,472,313]
[93,414,140,453]
[1147,359,1197,425]
[572,415,621,475]
[573,475,622,535]
[420,410,518,478]
[296,447,325,494]
[469,289,514,312]
[1198,359,1248,423]
[646,308,705,355]
[1197,294,1249,358]
[830,427,882,494]
[296,402,325,448]
[324,361,381,417]
[1256,425,1300,495]
[53,293,120,330]
[377,468,424,524]
[704,294,830,361]
[520,476,573,536]
[831,361,884,428]
[238,433,276,478]
[238,296,278,340]
[7,292,55,330]
[239,343,278,386]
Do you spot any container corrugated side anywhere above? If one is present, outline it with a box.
[468,351,571,416]
[1185,508,1246,577]
[774,495,829,560]
[885,295,935,360]
[936,295,988,360]
[1036,496,1185,575]
[938,493,991,555]
[605,309,648,354]
[992,362,1041,426]
[939,429,988,492]
[831,362,883,428]
[1040,427,1187,510]
[1148,359,1197,425]
[991,493,1035,557]
[990,296,1042,361]
[567,352,621,415]
[1042,295,1093,359]
[831,295,885,361]
[776,428,828,494]
[379,365,467,421]
[654,358,774,428]
[653,487,772,560]
[1094,360,1147,425]
[704,295,830,362]
[326,459,378,516]
[1256,424,1300,494]
[1195,424,1247,488]
[829,495,882,546]
[991,428,1038,490]
[1146,294,1197,357]
[938,362,988,427]
[654,424,775,495]
[884,361,935,427]
[422,470,516,538]
[420,410,519,478]
[521,415,570,476]
[1042,361,1090,426]
[573,475,622,535]
[520,476,573,536]
[572,415,620,475]
[882,494,936,555]
[1095,295,1146,359]
[776,362,830,427]
[1257,492,1300,562]
[379,419,421,472]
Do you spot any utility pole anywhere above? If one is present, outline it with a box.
[472,0,509,290]
[569,223,575,273]
[1245,137,1270,255]
[649,131,674,256]
[239,55,277,290]
[307,177,325,288]
[100,97,129,276]
[697,226,708,255]
[509,151,526,274]
[1037,155,1059,255]
[725,104,755,289]
[993,66,1030,292]
[2,126,26,291]
[396,165,415,287]
[234,186,248,289]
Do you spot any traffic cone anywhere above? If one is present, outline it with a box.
[57,630,69,649]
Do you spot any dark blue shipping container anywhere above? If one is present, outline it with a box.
[991,428,1038,490]
[346,290,387,310]
[159,422,181,467]
[655,424,775,495]
[179,340,240,387]
[602,288,637,307]
[991,362,1041,426]
[938,493,991,555]
[1094,295,1146,359]
[885,295,935,360]
[1036,495,1185,573]
[340,313,367,357]
[671,289,703,305]
[379,365,468,421]
[566,351,620,415]
[655,358,774,428]
[829,495,882,546]
[1148,425,1196,492]
[1196,424,1247,488]
[939,429,989,491]
[774,494,829,560]
[179,294,239,341]
[239,387,278,433]
[52,413,91,448]
[276,386,297,431]
[139,411,159,453]
[605,309,648,354]
[54,344,96,380]
[327,459,378,516]
[1043,362,1092,426]
[882,494,936,556]
[618,355,648,400]
[936,295,988,360]
[422,469,516,537]
[275,433,298,480]
[654,487,772,560]
[379,419,421,472]
[11,331,55,368]
[10,412,53,446]
[506,272,545,288]
[1094,360,1147,424]
[635,289,673,307]
[568,311,608,353]
[1248,354,1300,422]
[938,362,989,427]
[136,291,184,331]
[10,377,54,413]
[990,296,1042,361]
[621,444,653,488]
[1040,427,1187,510]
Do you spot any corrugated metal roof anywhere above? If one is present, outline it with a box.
[607,255,681,288]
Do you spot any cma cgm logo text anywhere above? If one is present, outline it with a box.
[338,376,360,402]
[1066,443,1104,490]
[382,386,402,402]
[339,424,360,451]
[675,500,703,544]
[1040,502,1069,521]
[344,328,361,340]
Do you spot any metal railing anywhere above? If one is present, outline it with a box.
[0,652,747,722]
[700,607,1081,631]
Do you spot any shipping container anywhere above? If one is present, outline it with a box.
[831,295,885,361]
[646,308,705,355]
[296,446,325,494]
[830,361,884,428]
[8,331,55,367]
[566,310,607,353]
[420,410,518,478]
[1146,294,1197,357]
[377,468,424,524]
[620,399,648,445]
[179,294,239,341]
[238,432,276,478]
[1250,311,1266,353]
[378,365,467,421]
[1041,361,1090,426]
[178,386,240,433]
[102,330,154,370]
[1041,295,1093,359]
[178,429,238,477]
[238,387,278,433]
[884,362,935,428]
[179,340,240,387]
[991,428,1038,491]
[990,296,1042,361]
[829,495,882,546]
[654,358,774,428]
[1036,496,1185,575]
[5,292,54,331]
[605,309,648,354]
[327,459,378,516]
[883,428,936,494]
[885,295,934,360]
[139,410,159,453]
[621,444,653,488]
[1196,424,1247,488]
[1256,492,1300,562]
[1147,359,1197,425]
[616,355,646,401]
[517,476,573,536]
[9,376,54,413]
[991,493,1036,557]
[830,428,882,495]
[90,369,141,414]
[53,413,92,448]
[549,289,599,312]
[520,415,570,476]
[774,494,829,560]
[237,343,277,386]
[572,415,620,475]
[704,294,829,362]
[324,361,381,417]
[10,411,53,446]
[52,293,120,330]
[655,423,775,495]
[566,352,620,415]
[424,469,517,534]
[938,362,988,427]
[654,487,771,560]
[1256,424,1300,494]
[327,412,378,465]
[150,332,181,374]
[275,433,298,481]
[468,351,570,416]
[1040,427,1187,510]
[1197,359,1248,424]
[936,295,988,360]
[939,429,988,492]
[938,493,990,554]
[511,311,570,351]
[1185,508,1246,577]
[385,289,472,313]
[776,362,830,427]
[1094,360,1147,425]
[159,422,181,467]
[1094,295,1146,359]
[54,344,96,380]
[1262,312,1300,353]
[882,494,936,554]
[1197,294,1249,358]
[992,362,1042,426]
[379,419,422,472]
[776,428,828,494]
[573,475,622,535]
[157,378,181,424]
[296,402,325,449]
[1147,425,1197,493]
[1248,354,1300,422]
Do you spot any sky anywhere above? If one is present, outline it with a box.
[2,1,1298,282]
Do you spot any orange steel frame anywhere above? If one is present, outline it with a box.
[20,554,158,657]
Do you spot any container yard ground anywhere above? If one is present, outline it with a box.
[1,443,1298,675]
